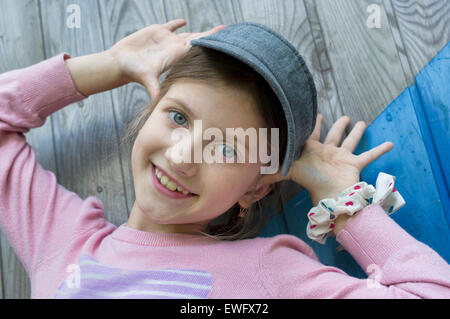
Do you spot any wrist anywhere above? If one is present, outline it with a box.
[65,51,129,96]
[310,190,340,207]
[309,192,352,237]
[103,49,133,86]
[309,181,359,207]
[332,214,351,236]
[309,182,359,236]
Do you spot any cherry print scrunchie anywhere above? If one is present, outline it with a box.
[306,172,406,244]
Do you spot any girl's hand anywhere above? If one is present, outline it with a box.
[259,114,394,207]
[107,19,227,100]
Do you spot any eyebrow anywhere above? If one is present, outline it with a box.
[164,97,197,119]
[164,96,250,152]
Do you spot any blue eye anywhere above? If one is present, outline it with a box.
[169,110,187,126]
[218,144,237,159]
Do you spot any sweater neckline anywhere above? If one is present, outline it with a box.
[112,223,219,247]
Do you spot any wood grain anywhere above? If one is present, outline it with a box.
[314,0,408,123]
[389,0,450,81]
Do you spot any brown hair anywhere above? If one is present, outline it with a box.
[121,46,288,240]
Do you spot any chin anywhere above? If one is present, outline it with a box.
[143,209,187,225]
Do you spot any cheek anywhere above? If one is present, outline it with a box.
[203,171,252,203]
[135,116,170,152]
[131,125,163,176]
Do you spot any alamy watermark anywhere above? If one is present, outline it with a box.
[366,263,382,288]
[65,263,81,289]
[366,4,381,29]
[66,4,81,29]
[167,120,280,175]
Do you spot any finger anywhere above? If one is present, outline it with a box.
[323,115,351,146]
[162,19,187,32]
[309,113,323,141]
[356,142,394,169]
[178,25,226,48]
[341,120,367,153]
[209,25,227,33]
[199,25,227,36]
[189,25,227,40]
[143,76,161,101]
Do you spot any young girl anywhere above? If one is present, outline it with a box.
[0,19,449,299]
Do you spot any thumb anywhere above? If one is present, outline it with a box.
[143,76,161,101]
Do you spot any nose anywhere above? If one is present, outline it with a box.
[165,129,201,177]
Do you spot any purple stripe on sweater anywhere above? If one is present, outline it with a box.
[55,288,182,299]
[55,254,213,299]
[75,278,209,297]
[78,255,211,282]
[79,264,213,285]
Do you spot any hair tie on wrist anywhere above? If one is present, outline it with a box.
[306,172,406,244]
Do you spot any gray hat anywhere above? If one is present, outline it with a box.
[191,22,317,177]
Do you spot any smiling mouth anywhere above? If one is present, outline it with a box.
[151,163,198,199]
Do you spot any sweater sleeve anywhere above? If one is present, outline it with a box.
[259,204,450,298]
[0,53,107,277]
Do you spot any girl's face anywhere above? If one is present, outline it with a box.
[128,79,273,234]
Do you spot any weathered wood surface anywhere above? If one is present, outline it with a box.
[0,0,448,298]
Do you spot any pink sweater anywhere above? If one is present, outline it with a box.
[1,52,449,299]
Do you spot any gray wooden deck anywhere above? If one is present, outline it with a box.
[0,0,448,298]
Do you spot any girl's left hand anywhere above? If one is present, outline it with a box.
[258,114,394,207]
[107,19,227,100]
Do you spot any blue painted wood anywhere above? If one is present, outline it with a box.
[259,41,450,278]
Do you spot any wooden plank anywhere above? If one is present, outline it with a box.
[0,0,44,299]
[304,0,345,126]
[389,0,450,80]
[39,0,129,228]
[314,0,409,123]
[382,0,416,86]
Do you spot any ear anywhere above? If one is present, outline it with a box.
[238,177,276,208]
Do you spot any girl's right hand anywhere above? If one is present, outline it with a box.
[107,19,227,100]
